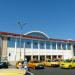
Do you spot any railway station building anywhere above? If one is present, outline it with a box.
[0,31,75,62]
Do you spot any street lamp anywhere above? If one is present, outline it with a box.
[17,21,27,60]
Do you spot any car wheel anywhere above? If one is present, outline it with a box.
[69,65,72,69]
[33,67,36,70]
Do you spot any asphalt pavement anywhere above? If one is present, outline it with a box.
[30,67,75,75]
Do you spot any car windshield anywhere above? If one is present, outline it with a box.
[72,60,75,62]
[33,61,39,63]
[64,60,72,62]
[50,60,59,62]
[48,60,51,62]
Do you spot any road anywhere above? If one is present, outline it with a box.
[30,67,75,75]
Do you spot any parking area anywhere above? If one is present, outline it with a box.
[1,58,75,75]
[30,67,75,75]
[1,64,75,75]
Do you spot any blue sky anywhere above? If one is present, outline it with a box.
[0,0,75,40]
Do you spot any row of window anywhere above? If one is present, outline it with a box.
[7,38,72,50]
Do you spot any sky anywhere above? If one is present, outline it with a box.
[0,0,75,40]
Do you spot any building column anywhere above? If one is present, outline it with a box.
[51,55,52,60]
[57,55,58,59]
[38,55,40,61]
[45,55,46,61]
[24,42,25,57]
[45,41,46,61]
[2,37,7,59]
[20,39,24,60]
[31,40,33,60]
[61,42,64,59]
[14,38,17,61]
[71,43,74,58]
[50,42,52,60]
[31,55,33,60]
[38,41,40,61]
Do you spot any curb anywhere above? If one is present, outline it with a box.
[26,71,34,75]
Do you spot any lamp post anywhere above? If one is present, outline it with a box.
[17,21,27,60]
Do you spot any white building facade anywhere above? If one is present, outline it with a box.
[0,31,75,62]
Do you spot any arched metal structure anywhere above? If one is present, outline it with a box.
[24,31,49,39]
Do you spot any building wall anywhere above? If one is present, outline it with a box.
[7,39,73,61]
[6,37,74,61]
[7,48,73,61]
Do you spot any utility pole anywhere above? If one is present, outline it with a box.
[17,21,27,60]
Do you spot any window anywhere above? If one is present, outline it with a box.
[72,60,75,62]
[17,38,20,48]
[62,42,66,50]
[46,41,50,49]
[33,40,38,49]
[40,41,45,49]
[52,42,56,49]
[57,42,61,50]
[8,37,15,48]
[17,38,24,48]
[25,39,31,48]
[67,43,71,50]
[73,45,75,56]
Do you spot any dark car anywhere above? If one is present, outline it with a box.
[0,62,8,68]
[0,57,8,68]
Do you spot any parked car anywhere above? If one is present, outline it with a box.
[28,60,44,69]
[59,59,64,65]
[0,62,8,68]
[42,60,51,67]
[59,59,75,69]
[0,69,26,75]
[0,57,8,68]
[50,59,60,67]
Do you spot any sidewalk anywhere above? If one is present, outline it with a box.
[8,65,34,75]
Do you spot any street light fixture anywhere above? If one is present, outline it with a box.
[17,21,27,60]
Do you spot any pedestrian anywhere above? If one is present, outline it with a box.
[18,61,22,69]
[23,58,29,71]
